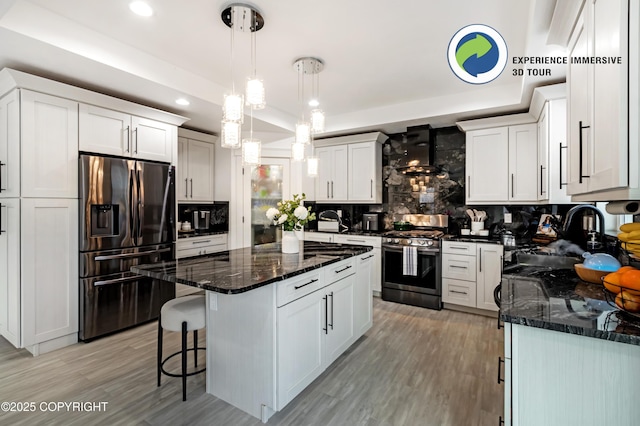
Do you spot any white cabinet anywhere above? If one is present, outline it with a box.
[0,90,20,198]
[177,129,215,202]
[314,132,386,203]
[175,233,228,259]
[566,0,640,201]
[0,199,20,348]
[303,232,335,243]
[348,142,382,203]
[79,104,174,163]
[331,234,382,294]
[21,90,78,198]
[537,106,549,201]
[442,240,502,312]
[541,98,572,204]
[463,120,539,204]
[354,251,374,336]
[316,145,348,202]
[20,198,78,352]
[324,274,355,364]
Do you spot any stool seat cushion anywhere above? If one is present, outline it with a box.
[161,295,206,332]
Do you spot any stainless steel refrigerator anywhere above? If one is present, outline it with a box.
[79,154,175,341]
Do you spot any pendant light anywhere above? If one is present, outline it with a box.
[220,4,265,153]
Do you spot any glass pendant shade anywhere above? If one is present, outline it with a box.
[221,120,241,148]
[246,78,266,109]
[295,122,311,144]
[291,142,305,162]
[307,156,319,177]
[311,109,325,133]
[223,93,244,122]
[242,138,261,165]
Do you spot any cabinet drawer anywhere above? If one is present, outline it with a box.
[333,234,381,248]
[442,278,476,308]
[276,269,325,308]
[176,234,227,251]
[304,232,334,243]
[176,244,226,259]
[442,254,477,281]
[325,257,356,284]
[442,241,475,255]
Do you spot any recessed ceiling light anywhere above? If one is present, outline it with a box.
[129,1,153,17]
[175,98,190,106]
[308,99,320,107]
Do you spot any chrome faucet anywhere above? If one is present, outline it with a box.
[562,204,606,248]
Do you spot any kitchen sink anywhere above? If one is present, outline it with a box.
[510,253,581,269]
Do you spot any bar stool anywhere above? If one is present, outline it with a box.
[157,295,206,401]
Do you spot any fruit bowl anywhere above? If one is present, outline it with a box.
[574,263,609,284]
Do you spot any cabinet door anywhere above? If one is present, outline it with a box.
[354,252,374,338]
[466,128,509,202]
[21,198,78,346]
[0,199,20,348]
[537,105,549,201]
[132,116,174,163]
[325,274,355,366]
[276,289,325,410]
[78,104,130,157]
[566,9,592,195]
[176,137,189,201]
[509,124,538,201]
[348,142,378,202]
[332,146,349,201]
[315,147,332,201]
[0,90,20,198]
[21,90,78,198]
[547,99,572,203]
[187,139,215,202]
[589,0,629,193]
[476,243,502,312]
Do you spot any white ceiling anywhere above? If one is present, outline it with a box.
[0,0,566,144]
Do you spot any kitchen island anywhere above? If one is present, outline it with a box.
[500,265,640,426]
[132,241,374,422]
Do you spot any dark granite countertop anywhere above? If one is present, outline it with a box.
[306,230,384,238]
[444,236,503,244]
[131,241,372,294]
[501,265,640,346]
[177,230,228,239]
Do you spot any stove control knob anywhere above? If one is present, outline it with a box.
[393,239,400,244]
[426,240,434,246]
[405,239,412,245]
[386,238,392,243]
[418,240,426,245]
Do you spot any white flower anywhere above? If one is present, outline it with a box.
[277,214,288,225]
[266,208,279,220]
[294,206,308,220]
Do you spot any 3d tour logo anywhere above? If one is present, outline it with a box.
[448,24,508,84]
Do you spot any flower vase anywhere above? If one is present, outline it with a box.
[281,230,299,254]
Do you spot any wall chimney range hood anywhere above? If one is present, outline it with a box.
[395,124,442,176]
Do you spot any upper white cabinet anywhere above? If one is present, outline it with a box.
[21,90,79,198]
[314,132,387,203]
[564,0,640,201]
[79,104,174,163]
[0,90,20,198]
[462,117,538,204]
[177,128,215,203]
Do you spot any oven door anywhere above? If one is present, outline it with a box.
[382,245,440,295]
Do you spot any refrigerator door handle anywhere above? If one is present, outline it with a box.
[94,275,143,287]
[136,167,142,242]
[129,167,136,242]
[94,247,171,261]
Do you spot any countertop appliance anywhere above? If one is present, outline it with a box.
[79,154,175,341]
[381,214,448,310]
[362,212,384,232]
[193,210,211,230]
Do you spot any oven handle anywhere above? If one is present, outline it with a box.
[94,275,143,286]
[95,247,171,261]
[382,245,439,255]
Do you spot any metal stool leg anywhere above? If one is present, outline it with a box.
[182,321,187,401]
[193,330,198,368]
[157,314,163,387]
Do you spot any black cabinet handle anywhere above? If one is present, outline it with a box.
[497,357,504,384]
[370,179,373,198]
[294,278,318,290]
[134,127,139,154]
[335,265,352,273]
[578,121,590,183]
[0,202,5,234]
[559,143,567,189]
[499,416,504,426]
[185,178,188,199]
[450,290,468,295]
[360,254,374,260]
[323,295,328,334]
[125,126,130,153]
[497,313,503,330]
[331,181,334,198]
[479,248,482,273]
[190,178,193,198]
[511,174,514,198]
[540,165,546,195]
[0,161,5,192]
[329,291,334,330]
[326,182,329,199]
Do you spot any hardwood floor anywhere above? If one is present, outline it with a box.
[0,298,504,425]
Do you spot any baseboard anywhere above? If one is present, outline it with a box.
[25,333,78,356]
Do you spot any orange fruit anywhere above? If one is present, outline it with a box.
[615,291,640,313]
[603,272,622,294]
[620,270,640,295]
[618,266,637,273]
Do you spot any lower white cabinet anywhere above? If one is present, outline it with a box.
[442,240,502,312]
[176,234,228,259]
[0,198,79,354]
[354,251,374,337]
[329,233,382,294]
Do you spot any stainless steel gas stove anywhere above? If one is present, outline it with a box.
[381,215,448,310]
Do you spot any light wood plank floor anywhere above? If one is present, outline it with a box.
[0,298,504,426]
